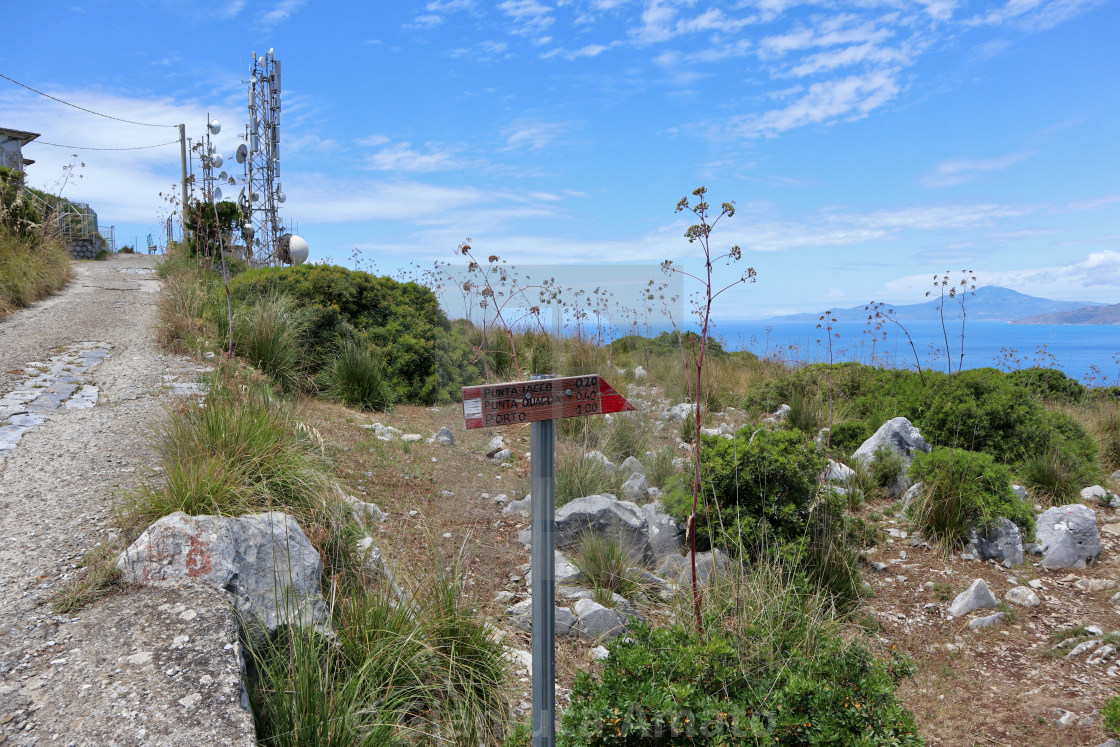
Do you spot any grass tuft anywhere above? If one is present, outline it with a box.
[322,342,394,412]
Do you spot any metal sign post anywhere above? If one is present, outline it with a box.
[463,373,633,746]
[529,374,556,745]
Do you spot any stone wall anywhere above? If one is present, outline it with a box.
[69,237,100,259]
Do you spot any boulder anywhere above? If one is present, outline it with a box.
[527,550,583,586]
[554,495,651,563]
[1036,504,1101,569]
[965,518,1024,567]
[1005,586,1041,608]
[487,436,507,452]
[573,598,629,641]
[661,403,695,422]
[352,501,388,527]
[1080,485,1110,504]
[822,460,854,484]
[503,495,532,517]
[585,450,616,473]
[619,456,646,477]
[900,482,922,513]
[491,448,513,461]
[428,426,455,446]
[658,550,731,586]
[968,612,1005,630]
[506,600,578,637]
[850,417,931,471]
[117,512,329,635]
[633,365,648,380]
[948,578,999,617]
[640,503,685,562]
[620,472,650,502]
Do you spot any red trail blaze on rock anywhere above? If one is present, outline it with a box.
[185,534,213,577]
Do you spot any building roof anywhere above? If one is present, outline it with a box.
[0,128,41,144]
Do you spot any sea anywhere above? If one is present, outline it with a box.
[641,320,1120,386]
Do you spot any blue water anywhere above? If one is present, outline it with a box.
[627,320,1120,386]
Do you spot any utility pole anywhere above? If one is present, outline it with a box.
[178,123,189,239]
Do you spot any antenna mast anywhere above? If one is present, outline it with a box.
[244,49,286,265]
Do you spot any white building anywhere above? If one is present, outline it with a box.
[0,127,39,173]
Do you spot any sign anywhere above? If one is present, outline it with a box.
[461,374,632,746]
[461,374,634,430]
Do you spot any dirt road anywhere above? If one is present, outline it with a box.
[0,254,254,746]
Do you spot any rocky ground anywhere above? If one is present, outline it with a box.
[0,255,254,746]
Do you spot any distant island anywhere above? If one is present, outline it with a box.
[763,286,1111,325]
[1012,302,1120,325]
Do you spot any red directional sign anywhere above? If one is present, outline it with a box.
[462,374,634,430]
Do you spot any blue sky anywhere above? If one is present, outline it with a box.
[2,0,1118,321]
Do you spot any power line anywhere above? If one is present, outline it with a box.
[35,139,180,151]
[0,71,177,129]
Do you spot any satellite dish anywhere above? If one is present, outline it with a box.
[213,187,223,202]
[268,47,274,56]
[211,154,224,169]
[208,119,221,135]
[235,144,248,164]
[251,190,261,203]
[277,191,286,204]
[278,234,308,265]
[218,171,228,181]
[242,223,254,236]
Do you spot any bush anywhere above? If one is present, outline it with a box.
[229,264,476,404]
[1104,695,1120,737]
[322,343,394,412]
[559,623,923,746]
[666,429,826,551]
[1007,367,1086,404]
[827,421,871,457]
[870,447,904,489]
[908,448,1033,549]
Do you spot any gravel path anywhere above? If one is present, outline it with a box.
[0,254,255,746]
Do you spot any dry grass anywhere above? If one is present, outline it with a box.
[0,230,72,319]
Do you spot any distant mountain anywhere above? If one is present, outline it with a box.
[765,286,1102,324]
[1012,302,1120,325]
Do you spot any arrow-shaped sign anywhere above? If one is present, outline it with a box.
[462,374,634,430]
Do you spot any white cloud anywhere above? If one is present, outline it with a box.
[885,250,1120,299]
[501,119,569,150]
[787,41,913,77]
[499,0,555,36]
[725,68,901,138]
[921,150,1036,187]
[364,142,467,172]
[258,0,305,28]
[356,134,391,146]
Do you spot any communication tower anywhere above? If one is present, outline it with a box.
[241,48,288,265]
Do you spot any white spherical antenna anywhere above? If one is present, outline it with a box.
[277,191,286,204]
[235,144,248,164]
[208,119,222,135]
[268,48,274,56]
[242,222,254,235]
[279,234,308,265]
[211,154,224,169]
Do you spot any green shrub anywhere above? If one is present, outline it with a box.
[1007,367,1085,404]
[322,343,394,412]
[1103,695,1120,737]
[665,429,826,551]
[870,447,904,488]
[827,421,872,457]
[908,448,1033,549]
[559,624,923,746]
[229,264,476,404]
